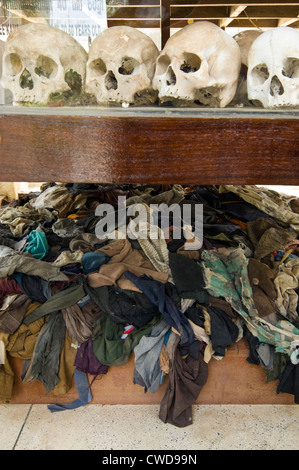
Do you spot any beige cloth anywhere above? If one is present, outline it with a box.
[274,258,299,323]
[219,185,299,231]
[87,239,169,291]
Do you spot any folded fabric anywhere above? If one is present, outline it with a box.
[219,185,299,231]
[0,294,32,334]
[0,277,24,308]
[124,271,196,352]
[0,204,54,236]
[74,337,108,376]
[92,313,161,367]
[84,283,160,329]
[87,239,169,291]
[52,218,84,238]
[48,369,92,412]
[25,230,50,260]
[30,184,88,218]
[30,312,66,394]
[247,258,278,324]
[168,252,208,302]
[159,332,208,427]
[0,248,69,282]
[81,252,110,274]
[62,302,101,344]
[276,361,299,404]
[133,319,170,393]
[13,272,51,304]
[23,283,86,325]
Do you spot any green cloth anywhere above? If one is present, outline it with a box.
[25,230,50,260]
[200,247,299,356]
[92,314,162,367]
[199,247,258,319]
[0,247,68,282]
[30,312,66,394]
[23,283,86,325]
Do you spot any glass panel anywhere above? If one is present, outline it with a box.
[1,1,299,110]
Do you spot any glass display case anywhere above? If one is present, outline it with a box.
[0,0,298,184]
[0,2,299,411]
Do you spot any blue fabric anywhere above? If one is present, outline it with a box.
[124,271,195,352]
[47,369,92,412]
[81,252,110,274]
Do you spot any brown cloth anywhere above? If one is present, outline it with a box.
[87,239,169,291]
[62,300,102,344]
[0,295,32,334]
[247,218,296,262]
[159,332,208,428]
[247,258,278,324]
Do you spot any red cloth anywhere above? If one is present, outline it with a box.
[0,278,24,308]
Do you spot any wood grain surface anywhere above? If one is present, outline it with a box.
[0,112,298,184]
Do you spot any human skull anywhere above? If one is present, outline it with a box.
[153,21,241,107]
[0,40,13,104]
[247,27,299,108]
[85,26,159,107]
[231,30,262,106]
[1,24,87,105]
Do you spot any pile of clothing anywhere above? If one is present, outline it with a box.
[0,182,299,427]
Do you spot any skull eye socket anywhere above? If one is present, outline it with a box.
[180,53,201,73]
[155,55,171,75]
[35,55,58,79]
[251,63,270,85]
[118,57,139,75]
[5,53,23,76]
[90,58,107,75]
[282,58,299,79]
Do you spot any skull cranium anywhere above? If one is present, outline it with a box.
[1,23,87,105]
[85,26,159,107]
[247,27,299,108]
[231,30,262,106]
[153,21,241,107]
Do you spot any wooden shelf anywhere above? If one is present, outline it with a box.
[0,106,298,184]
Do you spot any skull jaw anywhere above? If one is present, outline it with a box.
[85,79,158,107]
[158,84,234,108]
[3,71,71,105]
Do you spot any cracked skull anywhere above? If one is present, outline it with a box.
[152,21,241,107]
[85,26,159,106]
[1,23,87,105]
[247,27,299,108]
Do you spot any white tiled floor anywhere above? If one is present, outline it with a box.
[1,404,298,450]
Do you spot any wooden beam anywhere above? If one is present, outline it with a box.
[170,5,299,19]
[107,6,160,19]
[0,110,298,185]
[107,19,160,27]
[278,16,299,26]
[161,0,170,48]
[219,5,247,28]
[170,1,299,5]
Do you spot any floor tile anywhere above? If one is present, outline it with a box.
[6,404,298,451]
[0,404,32,450]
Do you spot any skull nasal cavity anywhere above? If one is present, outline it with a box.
[270,75,284,96]
[20,69,34,90]
[105,71,118,90]
[166,66,176,86]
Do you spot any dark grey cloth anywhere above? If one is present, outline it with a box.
[30,312,66,394]
[159,333,208,427]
